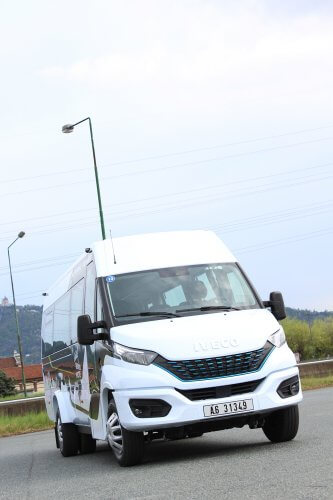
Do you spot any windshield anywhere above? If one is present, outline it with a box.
[106,263,260,324]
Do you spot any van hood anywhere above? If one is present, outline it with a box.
[110,309,280,360]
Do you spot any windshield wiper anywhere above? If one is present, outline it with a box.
[115,311,180,318]
[176,306,241,313]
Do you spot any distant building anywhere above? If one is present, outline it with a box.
[0,356,16,369]
[0,352,43,393]
[1,296,10,306]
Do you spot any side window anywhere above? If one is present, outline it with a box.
[85,261,97,320]
[53,292,71,352]
[42,306,54,357]
[70,279,84,343]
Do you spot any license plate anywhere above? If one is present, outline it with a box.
[203,398,254,418]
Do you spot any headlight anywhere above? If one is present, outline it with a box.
[112,342,158,365]
[268,328,286,347]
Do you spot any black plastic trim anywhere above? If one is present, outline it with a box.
[129,399,171,418]
[176,378,264,401]
[277,375,300,399]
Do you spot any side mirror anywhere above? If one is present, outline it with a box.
[77,315,108,345]
[263,291,286,321]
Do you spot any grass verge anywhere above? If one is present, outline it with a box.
[301,374,333,390]
[0,411,53,438]
[0,391,44,402]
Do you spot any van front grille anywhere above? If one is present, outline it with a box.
[176,378,264,401]
[153,342,273,381]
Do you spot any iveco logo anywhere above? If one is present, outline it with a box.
[193,338,239,352]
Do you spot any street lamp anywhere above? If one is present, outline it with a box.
[62,117,106,240]
[7,231,27,397]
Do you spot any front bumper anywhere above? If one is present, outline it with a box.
[113,365,303,431]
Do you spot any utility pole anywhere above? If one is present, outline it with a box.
[62,117,106,240]
[8,231,27,397]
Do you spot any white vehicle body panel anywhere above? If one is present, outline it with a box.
[109,309,279,360]
[93,230,236,278]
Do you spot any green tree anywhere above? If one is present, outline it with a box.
[282,316,333,360]
[311,319,333,358]
[282,317,313,360]
[0,370,16,397]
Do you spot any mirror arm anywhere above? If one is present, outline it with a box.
[88,320,107,330]
[88,320,109,341]
[94,332,109,341]
[263,300,271,308]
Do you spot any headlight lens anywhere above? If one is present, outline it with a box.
[112,342,158,365]
[268,328,286,347]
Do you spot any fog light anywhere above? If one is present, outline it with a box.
[129,399,171,418]
[290,382,299,396]
[277,375,300,398]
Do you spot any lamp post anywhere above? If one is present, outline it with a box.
[7,231,27,397]
[62,117,106,240]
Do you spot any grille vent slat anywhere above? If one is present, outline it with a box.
[154,342,273,381]
[176,378,264,401]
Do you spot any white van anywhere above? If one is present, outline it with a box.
[41,230,302,466]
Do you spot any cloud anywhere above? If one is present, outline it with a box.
[39,3,333,100]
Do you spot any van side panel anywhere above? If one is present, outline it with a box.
[41,269,86,423]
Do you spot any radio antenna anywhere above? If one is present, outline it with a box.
[109,229,117,264]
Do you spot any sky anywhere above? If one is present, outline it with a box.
[0,0,332,310]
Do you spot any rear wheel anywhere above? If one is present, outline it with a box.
[56,411,79,457]
[263,405,299,443]
[79,433,96,454]
[106,401,144,466]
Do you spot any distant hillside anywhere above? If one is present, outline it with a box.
[0,305,332,364]
[285,307,333,322]
[0,305,42,365]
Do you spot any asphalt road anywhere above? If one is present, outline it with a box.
[0,388,332,500]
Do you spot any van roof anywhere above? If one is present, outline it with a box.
[43,230,236,309]
[93,230,236,277]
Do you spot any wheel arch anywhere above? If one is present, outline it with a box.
[53,390,76,424]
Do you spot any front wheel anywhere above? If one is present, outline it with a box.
[263,405,299,443]
[106,401,144,466]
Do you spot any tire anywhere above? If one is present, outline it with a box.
[106,401,144,466]
[56,411,79,457]
[263,405,299,443]
[54,426,60,448]
[79,433,96,454]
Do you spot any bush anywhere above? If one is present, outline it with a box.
[282,317,333,361]
[0,370,16,397]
